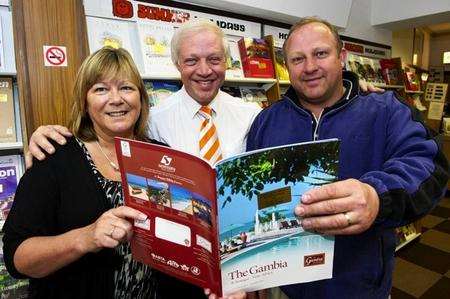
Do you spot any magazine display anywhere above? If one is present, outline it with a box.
[137,22,178,78]
[346,54,384,84]
[115,138,339,295]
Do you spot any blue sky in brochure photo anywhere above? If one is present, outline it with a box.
[217,166,335,234]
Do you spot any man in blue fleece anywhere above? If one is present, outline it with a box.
[246,17,449,299]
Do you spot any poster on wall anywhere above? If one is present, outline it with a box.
[86,16,137,58]
[137,21,178,78]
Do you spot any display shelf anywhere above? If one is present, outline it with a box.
[279,80,291,85]
[141,75,277,85]
[395,232,421,251]
[141,75,180,81]
[0,71,17,76]
[373,83,404,89]
[225,77,277,84]
[405,90,424,94]
[0,142,23,151]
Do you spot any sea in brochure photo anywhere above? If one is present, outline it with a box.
[216,141,338,293]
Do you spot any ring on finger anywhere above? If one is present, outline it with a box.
[343,212,352,227]
[108,226,115,237]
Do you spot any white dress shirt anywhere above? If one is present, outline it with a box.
[149,86,262,159]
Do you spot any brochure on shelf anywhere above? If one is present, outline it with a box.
[238,38,274,79]
[137,22,178,78]
[0,155,22,229]
[0,238,28,298]
[0,78,16,143]
[239,86,269,108]
[144,80,180,107]
[115,138,339,296]
[225,36,245,80]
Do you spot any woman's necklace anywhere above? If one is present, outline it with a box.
[96,141,119,171]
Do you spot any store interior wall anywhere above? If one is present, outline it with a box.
[429,34,450,71]
[392,29,414,67]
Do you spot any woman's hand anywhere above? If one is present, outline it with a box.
[80,206,147,253]
[204,288,247,299]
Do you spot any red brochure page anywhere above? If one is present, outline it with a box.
[115,138,222,295]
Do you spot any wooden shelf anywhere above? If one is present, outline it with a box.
[405,90,424,94]
[395,232,421,251]
[0,141,23,151]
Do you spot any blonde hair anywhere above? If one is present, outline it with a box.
[68,47,149,141]
[170,19,228,65]
[283,16,343,61]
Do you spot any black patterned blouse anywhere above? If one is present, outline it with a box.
[77,139,157,299]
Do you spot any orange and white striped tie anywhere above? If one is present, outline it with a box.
[198,106,222,164]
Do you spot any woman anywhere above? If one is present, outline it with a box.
[2,47,204,298]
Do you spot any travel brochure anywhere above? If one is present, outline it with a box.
[115,138,339,296]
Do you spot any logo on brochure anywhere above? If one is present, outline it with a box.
[160,155,173,166]
[190,266,200,276]
[158,155,176,173]
[304,253,325,267]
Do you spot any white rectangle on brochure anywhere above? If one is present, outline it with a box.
[155,217,191,247]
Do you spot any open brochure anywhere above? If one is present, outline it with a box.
[115,138,340,296]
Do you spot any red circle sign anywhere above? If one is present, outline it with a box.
[45,47,66,66]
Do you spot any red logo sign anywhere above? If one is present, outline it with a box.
[304,253,325,267]
[112,0,133,18]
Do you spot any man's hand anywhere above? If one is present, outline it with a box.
[295,179,379,235]
[25,125,72,169]
[358,79,385,93]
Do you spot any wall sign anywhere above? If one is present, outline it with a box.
[263,25,289,47]
[84,0,261,38]
[43,46,67,67]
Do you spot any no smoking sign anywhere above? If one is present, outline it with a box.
[43,45,67,67]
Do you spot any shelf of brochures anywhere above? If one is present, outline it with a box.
[405,90,424,94]
[0,142,23,151]
[395,232,421,251]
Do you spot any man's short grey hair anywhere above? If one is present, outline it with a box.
[171,18,228,65]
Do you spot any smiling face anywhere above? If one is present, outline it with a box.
[86,77,141,139]
[285,22,345,110]
[176,30,226,105]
